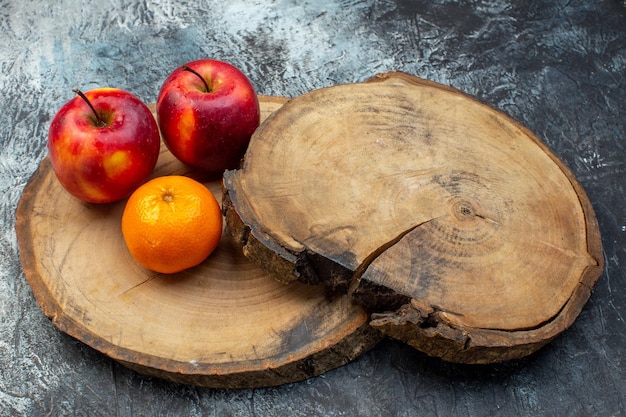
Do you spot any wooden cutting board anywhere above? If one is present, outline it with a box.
[15,96,383,388]
[223,72,604,363]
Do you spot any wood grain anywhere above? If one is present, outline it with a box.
[14,96,383,388]
[223,73,604,363]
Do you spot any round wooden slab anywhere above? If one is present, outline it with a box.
[223,73,604,364]
[15,96,382,388]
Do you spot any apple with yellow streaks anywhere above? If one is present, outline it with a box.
[156,59,260,174]
[47,88,161,204]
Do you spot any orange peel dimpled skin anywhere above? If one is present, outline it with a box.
[121,175,223,274]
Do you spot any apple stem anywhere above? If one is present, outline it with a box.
[73,89,106,127]
[182,65,211,93]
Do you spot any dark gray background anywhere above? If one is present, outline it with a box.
[1,1,624,416]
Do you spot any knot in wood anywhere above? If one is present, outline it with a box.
[451,199,476,221]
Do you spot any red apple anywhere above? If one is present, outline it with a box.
[47,88,161,204]
[156,59,260,174]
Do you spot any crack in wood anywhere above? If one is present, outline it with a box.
[352,214,447,287]
[118,274,158,297]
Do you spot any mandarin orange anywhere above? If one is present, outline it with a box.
[121,175,222,274]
